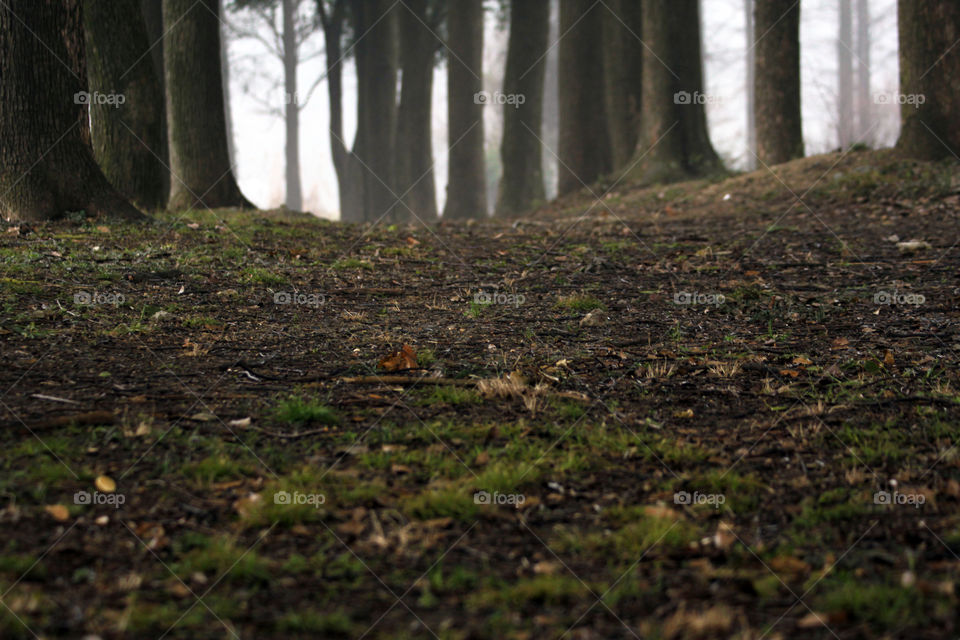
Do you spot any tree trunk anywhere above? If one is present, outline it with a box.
[601,0,642,172]
[163,0,252,210]
[895,1,960,160]
[394,0,438,224]
[744,0,756,169]
[754,0,803,165]
[557,0,610,195]
[318,0,359,221]
[542,0,559,199]
[627,0,722,185]
[283,0,302,211]
[84,0,167,211]
[0,0,145,222]
[837,0,854,149]
[141,0,170,199]
[495,0,548,216]
[443,0,486,220]
[855,0,871,145]
[350,0,397,222]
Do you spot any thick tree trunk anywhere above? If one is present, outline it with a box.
[895,1,960,160]
[557,0,610,195]
[754,0,803,165]
[394,0,438,224]
[141,0,170,198]
[495,0,548,216]
[542,0,560,199]
[443,0,486,220]
[283,0,302,211]
[350,0,397,222]
[837,0,854,149]
[221,0,237,169]
[627,0,722,185]
[163,0,252,210]
[84,0,167,211]
[0,0,145,222]
[601,0,642,173]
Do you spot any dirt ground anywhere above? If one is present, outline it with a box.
[1,149,960,639]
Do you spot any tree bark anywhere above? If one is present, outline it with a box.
[837,0,854,149]
[601,0,642,173]
[0,0,145,222]
[393,0,438,223]
[84,0,167,211]
[895,1,960,160]
[557,0,610,195]
[283,0,302,210]
[349,0,398,222]
[754,0,803,165]
[443,0,486,220]
[627,0,722,185]
[495,0,548,216]
[163,0,252,210]
[141,0,170,198]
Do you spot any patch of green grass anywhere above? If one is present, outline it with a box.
[170,534,270,585]
[271,396,339,426]
[184,454,249,485]
[465,300,490,318]
[467,575,590,609]
[241,267,286,285]
[276,610,354,635]
[554,293,605,313]
[414,386,481,406]
[416,347,436,367]
[814,573,951,630]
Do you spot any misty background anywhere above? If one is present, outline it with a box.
[226,0,901,219]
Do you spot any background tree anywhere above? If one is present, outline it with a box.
[744,0,756,169]
[84,1,167,211]
[855,0,872,145]
[163,0,252,210]
[443,0,486,220]
[393,0,443,223]
[895,0,960,160]
[0,0,144,222]
[557,0,609,195]
[628,0,722,185]
[229,0,325,211]
[837,0,854,149]
[141,0,170,196]
[754,0,803,165]
[496,0,548,217]
[601,0,642,172]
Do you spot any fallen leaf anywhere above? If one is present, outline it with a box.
[792,356,813,366]
[379,344,417,371]
[95,475,116,493]
[45,504,69,521]
[883,350,895,366]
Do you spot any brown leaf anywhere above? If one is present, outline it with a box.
[45,504,70,522]
[378,344,418,371]
[883,350,895,366]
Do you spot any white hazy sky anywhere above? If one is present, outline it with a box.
[227,0,901,219]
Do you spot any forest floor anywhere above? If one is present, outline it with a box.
[1,149,960,639]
